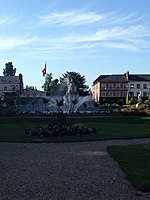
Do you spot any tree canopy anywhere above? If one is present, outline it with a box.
[42,73,60,96]
[42,71,90,96]
[60,71,90,96]
[3,62,16,76]
[25,85,37,91]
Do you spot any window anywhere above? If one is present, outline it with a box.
[143,92,147,97]
[129,92,134,97]
[130,84,134,88]
[123,83,127,89]
[115,91,121,97]
[137,84,140,89]
[143,84,147,89]
[116,83,121,89]
[101,84,106,89]
[108,83,113,89]
[123,91,127,97]
[108,91,114,97]
[4,86,7,91]
[101,91,106,97]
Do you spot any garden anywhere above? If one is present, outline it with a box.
[0,115,150,142]
[0,114,150,192]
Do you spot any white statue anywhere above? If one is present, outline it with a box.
[67,77,77,94]
[138,91,142,100]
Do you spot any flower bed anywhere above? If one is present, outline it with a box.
[25,123,96,137]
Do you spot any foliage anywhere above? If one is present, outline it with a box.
[42,73,60,95]
[3,62,16,76]
[93,101,99,107]
[129,97,138,105]
[25,85,37,91]
[60,71,90,96]
[144,100,150,109]
[25,113,96,137]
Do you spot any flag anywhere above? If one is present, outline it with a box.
[42,64,46,76]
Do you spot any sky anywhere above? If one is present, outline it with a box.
[0,0,150,90]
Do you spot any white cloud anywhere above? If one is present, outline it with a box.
[102,12,145,25]
[0,15,12,26]
[102,42,138,51]
[40,10,104,26]
[0,15,20,27]
[0,36,36,48]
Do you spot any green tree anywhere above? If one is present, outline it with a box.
[42,73,60,96]
[60,71,90,96]
[3,62,16,76]
[25,85,37,91]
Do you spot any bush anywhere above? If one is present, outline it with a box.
[25,123,96,137]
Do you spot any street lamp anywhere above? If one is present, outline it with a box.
[126,84,134,105]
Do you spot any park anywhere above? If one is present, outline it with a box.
[0,113,150,199]
[1,63,150,199]
[0,63,150,199]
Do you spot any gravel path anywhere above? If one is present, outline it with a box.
[0,138,150,200]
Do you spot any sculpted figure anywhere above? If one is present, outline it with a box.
[67,77,77,94]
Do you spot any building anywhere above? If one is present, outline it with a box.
[0,74,23,95]
[92,71,150,104]
[20,90,46,98]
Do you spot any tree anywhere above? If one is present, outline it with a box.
[3,62,16,76]
[60,71,90,96]
[42,73,60,96]
[25,85,37,91]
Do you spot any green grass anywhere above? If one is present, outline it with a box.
[107,144,150,192]
[0,115,150,142]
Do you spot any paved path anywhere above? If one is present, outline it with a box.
[0,138,150,200]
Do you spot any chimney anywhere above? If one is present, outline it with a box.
[124,71,129,81]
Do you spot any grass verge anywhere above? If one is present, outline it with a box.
[107,144,150,192]
[0,115,150,142]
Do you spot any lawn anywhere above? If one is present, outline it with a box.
[107,144,150,192]
[0,115,149,142]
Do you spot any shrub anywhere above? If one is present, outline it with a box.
[25,123,96,137]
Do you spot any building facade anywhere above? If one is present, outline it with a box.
[20,90,46,98]
[0,74,23,95]
[92,71,150,104]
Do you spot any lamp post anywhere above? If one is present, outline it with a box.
[126,84,134,105]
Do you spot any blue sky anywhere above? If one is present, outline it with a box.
[0,0,150,90]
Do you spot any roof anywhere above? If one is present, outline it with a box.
[93,74,127,84]
[93,73,150,84]
[129,74,150,81]
[0,76,20,84]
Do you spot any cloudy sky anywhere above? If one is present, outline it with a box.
[0,0,150,89]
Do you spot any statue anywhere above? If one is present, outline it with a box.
[138,91,142,100]
[67,77,77,94]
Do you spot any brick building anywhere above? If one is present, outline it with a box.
[92,71,150,104]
